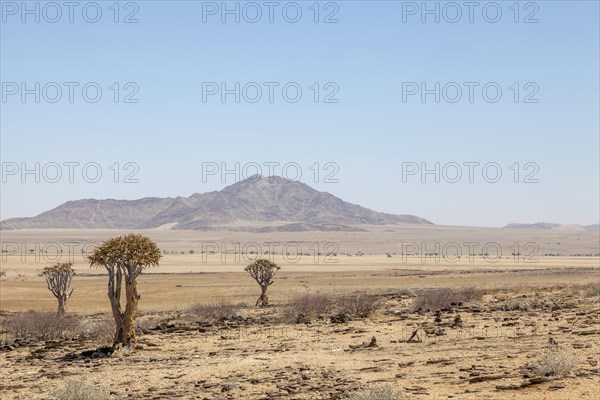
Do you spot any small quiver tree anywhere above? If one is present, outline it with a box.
[42,262,75,317]
[244,259,280,307]
[88,234,161,348]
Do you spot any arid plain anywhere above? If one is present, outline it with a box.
[1,225,599,399]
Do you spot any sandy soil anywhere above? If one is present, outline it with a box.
[0,228,598,399]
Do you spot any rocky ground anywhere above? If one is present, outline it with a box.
[1,285,599,399]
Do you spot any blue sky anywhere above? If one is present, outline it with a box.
[1,0,599,227]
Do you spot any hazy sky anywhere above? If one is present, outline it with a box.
[1,0,599,227]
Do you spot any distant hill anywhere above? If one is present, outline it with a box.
[0,175,432,231]
[503,222,599,232]
[583,224,600,233]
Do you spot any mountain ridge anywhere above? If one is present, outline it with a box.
[503,222,599,232]
[0,175,432,231]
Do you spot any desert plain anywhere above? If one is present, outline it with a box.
[1,224,599,399]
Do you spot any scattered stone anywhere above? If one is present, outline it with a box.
[221,383,235,392]
[528,377,550,385]
[407,329,422,343]
[469,375,504,384]
[330,314,351,324]
[549,383,566,390]
[453,314,463,328]
[296,314,311,325]
[496,383,523,390]
[349,336,378,350]
[425,359,454,366]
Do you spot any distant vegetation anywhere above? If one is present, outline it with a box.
[413,287,483,310]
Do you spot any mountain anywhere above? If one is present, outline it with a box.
[503,222,599,232]
[583,224,600,233]
[0,175,432,231]
[503,222,563,230]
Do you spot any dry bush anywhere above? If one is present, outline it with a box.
[337,293,383,318]
[584,282,600,298]
[283,293,333,321]
[137,315,164,332]
[346,383,404,400]
[413,287,483,310]
[49,380,114,400]
[498,298,529,311]
[4,311,79,341]
[458,287,484,301]
[535,347,577,377]
[190,299,242,321]
[79,317,114,344]
[395,288,416,297]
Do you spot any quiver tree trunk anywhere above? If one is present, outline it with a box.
[256,284,269,307]
[122,277,140,346]
[107,266,126,346]
[57,295,66,316]
[106,264,143,347]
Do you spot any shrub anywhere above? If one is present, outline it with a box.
[458,287,484,302]
[337,293,382,318]
[535,347,577,377]
[498,298,529,311]
[395,288,416,297]
[190,299,241,321]
[79,317,114,344]
[283,293,333,321]
[584,282,600,298]
[4,311,79,341]
[346,383,404,400]
[413,287,483,310]
[49,380,114,400]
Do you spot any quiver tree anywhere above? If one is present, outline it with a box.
[244,259,280,307]
[88,234,161,348]
[42,262,75,316]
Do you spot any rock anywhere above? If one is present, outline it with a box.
[469,375,504,384]
[496,384,523,390]
[221,383,235,392]
[425,359,453,365]
[572,329,600,336]
[202,383,219,389]
[434,328,447,336]
[296,314,311,325]
[549,383,566,390]
[367,337,378,347]
[453,314,463,328]
[156,323,175,331]
[528,377,550,385]
[330,314,351,324]
[407,329,422,343]
[349,336,378,350]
